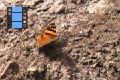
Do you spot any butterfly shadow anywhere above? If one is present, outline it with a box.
[38,39,76,68]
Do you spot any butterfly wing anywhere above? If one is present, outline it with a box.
[37,35,57,48]
[37,23,57,48]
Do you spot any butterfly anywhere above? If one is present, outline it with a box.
[37,23,57,48]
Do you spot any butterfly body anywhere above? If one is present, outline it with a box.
[37,23,57,48]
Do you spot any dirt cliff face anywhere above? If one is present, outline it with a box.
[0,0,120,80]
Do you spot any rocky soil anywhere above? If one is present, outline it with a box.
[0,0,120,80]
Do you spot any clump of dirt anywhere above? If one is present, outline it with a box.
[0,0,120,80]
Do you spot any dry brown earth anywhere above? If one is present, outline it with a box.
[0,0,120,80]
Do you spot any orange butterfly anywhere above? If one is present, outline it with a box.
[37,23,57,48]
